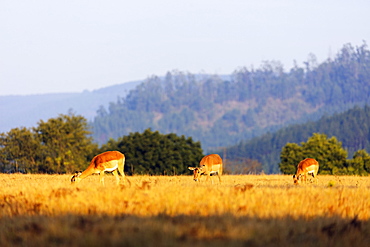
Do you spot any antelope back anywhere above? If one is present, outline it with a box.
[199,154,223,173]
[297,158,319,174]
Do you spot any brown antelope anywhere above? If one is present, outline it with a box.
[71,151,126,185]
[188,154,223,183]
[293,158,319,184]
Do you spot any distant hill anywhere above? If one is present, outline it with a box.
[226,105,370,173]
[0,81,141,133]
[92,43,370,153]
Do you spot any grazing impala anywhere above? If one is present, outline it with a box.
[293,158,319,184]
[71,151,126,185]
[188,154,223,183]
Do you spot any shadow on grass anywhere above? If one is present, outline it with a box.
[0,214,368,247]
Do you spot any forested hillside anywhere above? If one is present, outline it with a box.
[92,43,370,152]
[227,105,370,173]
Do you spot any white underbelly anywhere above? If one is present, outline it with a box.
[103,160,119,172]
[209,164,221,174]
[306,165,317,174]
[104,164,118,172]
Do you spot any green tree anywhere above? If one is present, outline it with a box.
[279,143,303,174]
[279,133,348,175]
[99,129,203,175]
[34,113,97,173]
[301,133,347,174]
[346,149,370,175]
[0,127,40,173]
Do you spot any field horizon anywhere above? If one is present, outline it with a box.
[0,174,369,246]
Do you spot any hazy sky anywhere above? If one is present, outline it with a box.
[1,0,369,96]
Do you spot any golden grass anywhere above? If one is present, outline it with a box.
[0,174,369,246]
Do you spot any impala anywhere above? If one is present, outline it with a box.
[188,154,223,183]
[293,158,319,184]
[71,151,126,185]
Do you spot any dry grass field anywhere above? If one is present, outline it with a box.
[0,173,369,247]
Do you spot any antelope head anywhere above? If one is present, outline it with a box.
[71,171,82,184]
[293,174,303,184]
[188,166,204,181]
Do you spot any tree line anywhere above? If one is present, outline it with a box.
[0,114,203,175]
[1,110,370,175]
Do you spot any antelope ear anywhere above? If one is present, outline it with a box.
[72,171,82,177]
[188,167,195,170]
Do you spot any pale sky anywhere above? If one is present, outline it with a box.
[1,0,369,96]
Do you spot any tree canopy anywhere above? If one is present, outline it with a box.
[279,133,370,175]
[0,113,97,173]
[98,129,203,175]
